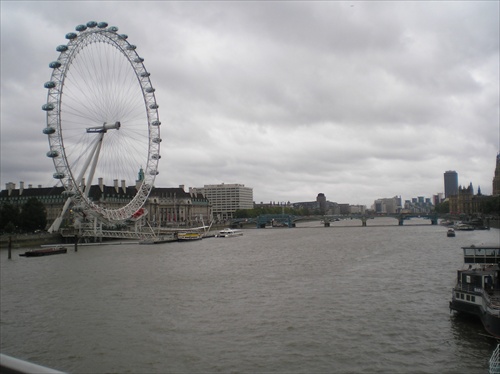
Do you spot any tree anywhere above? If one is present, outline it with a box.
[434,201,449,214]
[480,196,500,215]
[0,203,19,232]
[19,198,47,232]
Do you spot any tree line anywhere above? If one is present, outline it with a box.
[0,198,47,234]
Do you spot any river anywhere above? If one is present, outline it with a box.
[1,218,499,373]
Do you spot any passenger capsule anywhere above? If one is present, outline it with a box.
[87,21,97,28]
[53,172,65,179]
[149,170,159,175]
[44,81,56,89]
[65,32,77,40]
[109,26,119,32]
[152,137,162,143]
[145,87,155,93]
[42,103,55,111]
[49,61,61,69]
[97,22,108,28]
[118,34,128,40]
[140,72,150,78]
[126,45,137,50]
[46,150,59,158]
[151,120,161,126]
[149,104,159,109]
[75,24,87,32]
[56,45,68,52]
[134,57,144,63]
[152,154,161,160]
[43,127,56,135]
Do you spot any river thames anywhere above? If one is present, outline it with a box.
[1,218,499,373]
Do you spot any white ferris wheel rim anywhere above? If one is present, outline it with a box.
[43,21,161,222]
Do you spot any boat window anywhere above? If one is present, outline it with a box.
[460,294,464,300]
[471,296,475,302]
[456,292,460,298]
[466,295,470,301]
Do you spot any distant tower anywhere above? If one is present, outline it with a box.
[493,153,500,196]
[137,167,145,182]
[444,170,458,198]
[317,193,327,215]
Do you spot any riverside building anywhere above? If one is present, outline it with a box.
[191,183,253,221]
[0,181,211,230]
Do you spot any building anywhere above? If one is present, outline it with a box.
[404,196,433,214]
[145,186,211,227]
[191,183,253,221]
[0,182,66,226]
[493,153,500,196]
[0,181,211,230]
[316,193,327,215]
[448,183,485,215]
[444,170,459,198]
[373,196,402,214]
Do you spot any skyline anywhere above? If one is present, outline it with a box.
[1,1,499,207]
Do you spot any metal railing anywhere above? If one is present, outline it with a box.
[490,344,500,374]
[0,353,65,374]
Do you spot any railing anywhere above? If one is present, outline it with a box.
[0,353,65,374]
[490,344,500,374]
[454,283,500,315]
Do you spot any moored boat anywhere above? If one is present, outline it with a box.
[139,234,176,245]
[177,231,203,241]
[449,245,500,337]
[216,228,243,238]
[19,246,67,257]
[447,228,456,237]
[454,223,475,231]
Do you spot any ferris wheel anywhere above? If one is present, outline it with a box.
[43,21,161,228]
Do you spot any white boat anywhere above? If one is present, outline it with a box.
[139,234,176,245]
[216,228,243,238]
[454,223,475,231]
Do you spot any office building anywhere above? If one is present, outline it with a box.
[444,170,459,198]
[192,183,253,221]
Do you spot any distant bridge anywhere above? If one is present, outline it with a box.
[231,213,439,228]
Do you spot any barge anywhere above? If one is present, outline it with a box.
[450,245,500,337]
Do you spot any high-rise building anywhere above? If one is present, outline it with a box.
[192,183,253,220]
[444,170,458,198]
[316,193,327,215]
[493,153,500,196]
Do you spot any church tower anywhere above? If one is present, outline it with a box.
[493,153,500,196]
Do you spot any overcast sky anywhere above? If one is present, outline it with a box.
[1,1,498,207]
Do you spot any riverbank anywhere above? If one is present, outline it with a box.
[0,233,63,249]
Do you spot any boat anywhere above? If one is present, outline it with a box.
[139,234,176,245]
[449,245,500,337]
[447,228,456,237]
[216,228,243,238]
[177,231,203,241]
[19,246,67,257]
[454,223,475,231]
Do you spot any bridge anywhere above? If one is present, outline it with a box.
[231,213,439,228]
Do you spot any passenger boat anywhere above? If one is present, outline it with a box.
[454,223,475,231]
[449,245,500,337]
[447,228,456,237]
[19,246,67,257]
[216,228,243,238]
[177,231,203,241]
